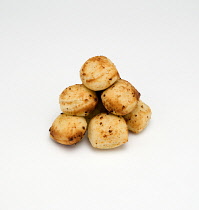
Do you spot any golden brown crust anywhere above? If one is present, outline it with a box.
[80,56,120,91]
[49,114,87,145]
[59,84,98,116]
[88,113,128,149]
[101,79,140,115]
[123,100,152,133]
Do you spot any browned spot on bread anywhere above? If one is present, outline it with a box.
[86,78,97,83]
[135,90,141,100]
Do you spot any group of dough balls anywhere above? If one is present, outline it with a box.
[49,56,152,149]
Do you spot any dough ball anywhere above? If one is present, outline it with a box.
[88,113,128,149]
[80,56,120,91]
[123,100,152,133]
[59,84,98,116]
[101,79,140,115]
[49,114,87,145]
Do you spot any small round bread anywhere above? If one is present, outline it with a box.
[101,79,140,115]
[123,100,152,133]
[59,84,98,116]
[49,114,87,145]
[88,113,128,149]
[80,56,120,91]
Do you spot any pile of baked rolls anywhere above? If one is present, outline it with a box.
[49,56,152,149]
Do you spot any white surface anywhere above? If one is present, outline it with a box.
[1,0,199,209]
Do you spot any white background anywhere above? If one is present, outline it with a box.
[1,0,199,209]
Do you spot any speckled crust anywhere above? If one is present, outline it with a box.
[59,84,98,116]
[80,56,120,91]
[123,100,152,133]
[49,114,87,145]
[101,79,140,115]
[88,113,128,149]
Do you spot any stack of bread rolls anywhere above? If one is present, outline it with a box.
[49,56,152,149]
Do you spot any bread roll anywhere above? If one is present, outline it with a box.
[49,114,87,145]
[101,79,140,115]
[88,113,128,149]
[59,84,98,116]
[80,56,120,91]
[123,100,151,133]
